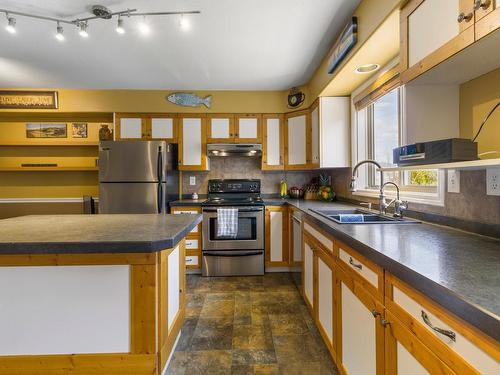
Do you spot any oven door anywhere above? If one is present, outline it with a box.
[202,206,264,250]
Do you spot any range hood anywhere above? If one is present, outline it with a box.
[207,144,262,157]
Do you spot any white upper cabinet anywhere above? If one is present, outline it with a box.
[312,97,350,169]
[207,115,234,143]
[262,115,284,170]
[118,117,143,139]
[151,116,177,142]
[235,114,262,143]
[285,111,309,169]
[179,116,208,171]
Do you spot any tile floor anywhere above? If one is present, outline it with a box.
[167,273,339,375]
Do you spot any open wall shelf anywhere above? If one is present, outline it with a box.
[378,158,500,172]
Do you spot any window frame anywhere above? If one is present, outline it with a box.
[351,86,445,206]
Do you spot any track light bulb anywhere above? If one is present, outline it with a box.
[116,17,125,34]
[55,23,64,41]
[78,22,88,37]
[5,16,16,34]
[139,17,150,35]
[179,14,190,30]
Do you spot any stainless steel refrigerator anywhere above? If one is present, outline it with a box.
[98,141,178,214]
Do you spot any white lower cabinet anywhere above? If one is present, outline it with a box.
[303,236,314,310]
[337,267,384,375]
[317,254,334,349]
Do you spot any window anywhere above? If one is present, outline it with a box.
[353,87,443,204]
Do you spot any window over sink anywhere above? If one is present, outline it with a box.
[353,86,444,206]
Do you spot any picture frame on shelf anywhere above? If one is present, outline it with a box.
[26,123,67,138]
[72,123,88,138]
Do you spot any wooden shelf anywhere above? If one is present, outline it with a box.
[378,158,500,172]
[0,167,99,172]
[0,142,99,147]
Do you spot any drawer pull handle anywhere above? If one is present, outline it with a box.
[421,311,456,342]
[349,257,363,270]
[457,12,473,23]
[474,0,491,10]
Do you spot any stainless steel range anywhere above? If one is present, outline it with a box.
[202,179,264,276]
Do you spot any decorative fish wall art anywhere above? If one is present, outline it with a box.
[166,92,212,108]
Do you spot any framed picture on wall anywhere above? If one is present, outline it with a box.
[72,123,88,138]
[26,123,67,138]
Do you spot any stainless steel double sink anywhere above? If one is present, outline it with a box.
[310,209,420,224]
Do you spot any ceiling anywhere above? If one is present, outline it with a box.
[0,0,361,90]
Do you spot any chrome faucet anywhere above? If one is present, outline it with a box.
[381,181,409,218]
[350,159,387,215]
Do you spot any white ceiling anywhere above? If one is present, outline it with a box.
[0,0,360,90]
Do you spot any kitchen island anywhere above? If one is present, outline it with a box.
[0,214,201,375]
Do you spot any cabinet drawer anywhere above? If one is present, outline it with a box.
[337,244,383,299]
[185,239,199,250]
[386,274,500,375]
[172,209,201,233]
[303,221,334,253]
[185,255,199,267]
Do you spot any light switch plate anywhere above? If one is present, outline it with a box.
[189,176,196,186]
[447,169,460,193]
[486,168,500,196]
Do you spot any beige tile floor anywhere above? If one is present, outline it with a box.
[167,273,339,375]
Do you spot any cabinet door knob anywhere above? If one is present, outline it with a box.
[457,12,473,22]
[381,319,391,327]
[474,0,491,10]
[371,310,381,318]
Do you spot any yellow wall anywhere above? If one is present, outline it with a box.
[459,68,500,157]
[0,89,290,114]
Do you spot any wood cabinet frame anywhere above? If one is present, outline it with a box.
[384,310,455,375]
[178,114,208,171]
[385,273,500,374]
[475,1,500,39]
[284,109,311,170]
[206,114,236,143]
[234,114,262,143]
[400,0,475,84]
[309,99,320,169]
[261,114,285,170]
[265,206,289,267]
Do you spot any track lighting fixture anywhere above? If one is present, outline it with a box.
[0,5,200,40]
[116,17,125,34]
[78,22,89,37]
[5,14,16,34]
[55,22,64,41]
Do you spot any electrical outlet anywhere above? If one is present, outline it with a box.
[189,176,196,186]
[447,169,460,193]
[486,169,500,196]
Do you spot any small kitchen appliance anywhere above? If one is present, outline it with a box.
[202,179,264,276]
[393,138,478,166]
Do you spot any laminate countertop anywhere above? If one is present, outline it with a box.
[266,199,500,342]
[0,214,202,254]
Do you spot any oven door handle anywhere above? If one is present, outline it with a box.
[204,251,262,257]
[202,208,263,213]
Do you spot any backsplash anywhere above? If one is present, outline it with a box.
[330,168,500,226]
[181,157,316,196]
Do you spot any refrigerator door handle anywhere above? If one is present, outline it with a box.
[157,146,163,213]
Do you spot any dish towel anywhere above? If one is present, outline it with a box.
[217,208,239,238]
